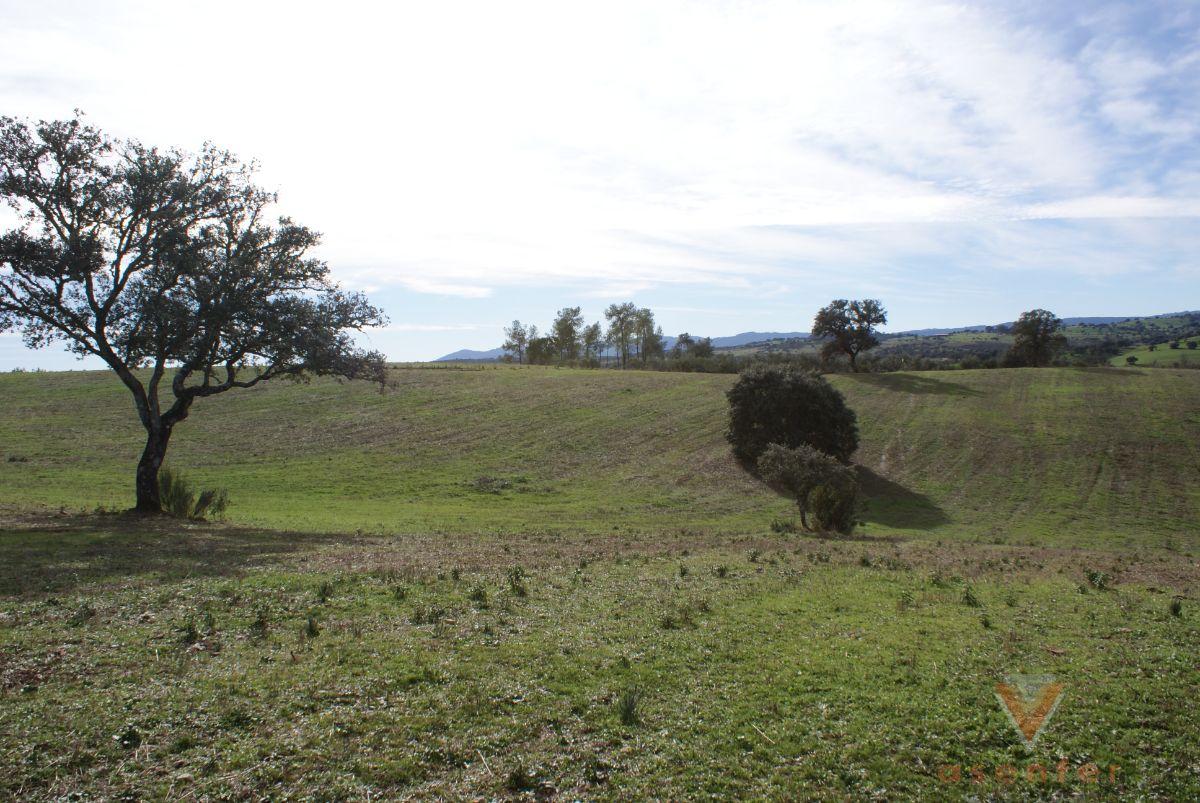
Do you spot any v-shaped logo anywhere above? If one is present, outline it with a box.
[995,674,1065,749]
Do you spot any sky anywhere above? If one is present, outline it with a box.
[1,0,1198,367]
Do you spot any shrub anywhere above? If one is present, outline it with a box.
[1169,599,1183,618]
[158,466,229,520]
[758,443,859,532]
[1125,355,1138,365]
[726,364,858,465]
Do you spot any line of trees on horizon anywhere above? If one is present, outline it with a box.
[502,304,716,368]
[493,301,1196,374]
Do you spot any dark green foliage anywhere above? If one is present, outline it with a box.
[726,364,859,465]
[1170,598,1183,617]
[1005,309,1068,367]
[1086,569,1111,590]
[811,298,888,370]
[303,616,320,638]
[808,480,859,534]
[962,586,982,608]
[757,443,859,532]
[317,581,334,603]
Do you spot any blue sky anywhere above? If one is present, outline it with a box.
[2,0,1198,367]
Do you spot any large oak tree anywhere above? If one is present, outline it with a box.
[812,298,887,371]
[0,115,387,513]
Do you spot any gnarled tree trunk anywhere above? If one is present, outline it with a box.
[134,426,173,513]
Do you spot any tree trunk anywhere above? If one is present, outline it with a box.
[848,351,858,372]
[135,426,172,512]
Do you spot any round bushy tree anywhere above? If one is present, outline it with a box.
[757,442,858,531]
[726,364,859,465]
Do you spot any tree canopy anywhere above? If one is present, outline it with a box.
[811,298,887,371]
[1005,309,1066,367]
[725,364,859,465]
[0,114,387,512]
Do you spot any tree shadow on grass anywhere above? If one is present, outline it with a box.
[856,467,951,531]
[842,372,984,396]
[0,512,359,596]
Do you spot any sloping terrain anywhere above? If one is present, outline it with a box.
[1,365,1197,547]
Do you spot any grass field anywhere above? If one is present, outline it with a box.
[2,365,1199,799]
[1110,343,1200,367]
[2,364,1198,548]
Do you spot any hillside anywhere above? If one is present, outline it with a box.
[2,365,1197,548]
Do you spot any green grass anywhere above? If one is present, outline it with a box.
[2,364,1199,799]
[1110,342,1200,367]
[2,364,1198,548]
[0,518,1196,800]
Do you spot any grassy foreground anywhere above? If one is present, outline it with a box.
[1,364,1198,799]
[0,515,1197,800]
[1,364,1198,548]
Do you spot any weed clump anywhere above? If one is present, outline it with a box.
[158,466,229,520]
[1085,569,1111,590]
[506,566,528,597]
[249,609,270,641]
[1170,599,1183,618]
[962,586,982,608]
[616,689,642,726]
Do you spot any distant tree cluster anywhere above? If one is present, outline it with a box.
[501,304,714,369]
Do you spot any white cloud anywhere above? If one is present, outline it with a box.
[1,0,1197,304]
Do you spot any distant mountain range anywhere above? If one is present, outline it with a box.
[434,313,1199,362]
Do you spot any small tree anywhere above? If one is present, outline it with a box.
[1187,340,1198,350]
[1005,309,1067,367]
[672,332,694,358]
[526,334,555,365]
[604,302,637,369]
[1125,355,1139,365]
[581,321,603,365]
[632,307,664,364]
[0,115,386,512]
[691,336,715,358]
[812,299,887,371]
[1169,340,1181,350]
[551,306,584,362]
[757,443,857,532]
[726,364,858,465]
[502,320,529,364]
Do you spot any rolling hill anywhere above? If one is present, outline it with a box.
[1,364,1197,548]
